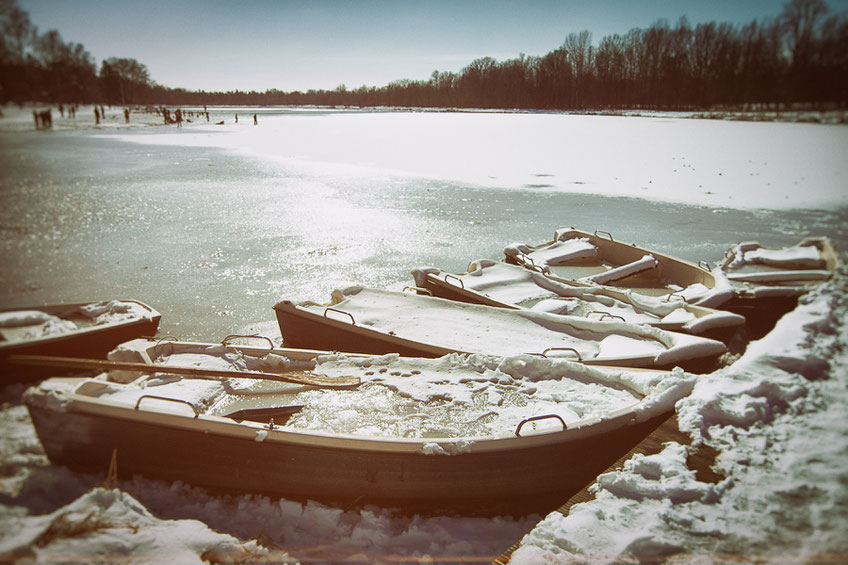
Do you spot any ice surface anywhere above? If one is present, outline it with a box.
[105,111,848,211]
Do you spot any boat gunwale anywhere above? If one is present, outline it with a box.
[273,293,687,367]
[25,378,657,455]
[551,227,718,286]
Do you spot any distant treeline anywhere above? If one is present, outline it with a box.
[2,0,846,111]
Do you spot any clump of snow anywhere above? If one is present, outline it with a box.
[24,317,78,339]
[595,443,729,504]
[510,269,848,563]
[583,254,658,285]
[420,440,474,456]
[79,300,155,325]
[0,311,55,328]
[0,310,77,340]
[503,237,597,266]
[0,488,295,564]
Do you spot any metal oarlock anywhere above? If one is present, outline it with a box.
[587,311,626,322]
[541,347,583,361]
[222,334,274,350]
[324,307,356,325]
[443,273,465,289]
[402,286,432,295]
[135,395,199,418]
[515,414,567,436]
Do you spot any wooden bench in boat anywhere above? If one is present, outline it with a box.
[581,255,659,285]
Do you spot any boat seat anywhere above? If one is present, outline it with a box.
[505,239,598,267]
[581,255,658,285]
[726,269,832,283]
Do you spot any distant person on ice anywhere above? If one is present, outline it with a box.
[94,106,100,125]
[175,108,182,127]
[253,113,257,125]
[235,113,238,123]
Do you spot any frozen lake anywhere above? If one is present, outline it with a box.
[1,109,846,341]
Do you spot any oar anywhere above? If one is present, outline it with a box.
[7,354,360,389]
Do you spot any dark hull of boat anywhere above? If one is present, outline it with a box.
[274,300,450,358]
[27,401,670,517]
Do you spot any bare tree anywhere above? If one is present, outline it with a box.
[0,0,32,64]
[563,30,593,107]
[100,57,151,105]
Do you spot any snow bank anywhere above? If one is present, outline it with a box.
[510,269,848,563]
[0,488,295,564]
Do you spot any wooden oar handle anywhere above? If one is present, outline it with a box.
[7,354,360,389]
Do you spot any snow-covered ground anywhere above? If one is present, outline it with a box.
[510,271,848,563]
[1,107,846,563]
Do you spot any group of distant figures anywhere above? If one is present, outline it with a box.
[31,103,259,130]
[33,103,133,130]
[35,105,81,129]
[34,103,80,128]
[159,105,259,127]
[32,109,52,130]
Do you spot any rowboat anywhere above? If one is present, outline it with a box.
[716,236,841,329]
[0,300,161,382]
[273,287,726,372]
[719,237,839,284]
[504,228,733,308]
[24,337,694,516]
[412,260,745,343]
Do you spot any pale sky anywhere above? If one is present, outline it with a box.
[18,0,848,93]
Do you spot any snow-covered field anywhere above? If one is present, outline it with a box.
[1,106,846,563]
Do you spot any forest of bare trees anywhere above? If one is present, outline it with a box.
[2,0,846,111]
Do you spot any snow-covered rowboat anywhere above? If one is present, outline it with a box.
[412,260,745,343]
[0,300,161,382]
[716,237,841,329]
[25,337,693,516]
[273,287,726,372]
[504,227,733,308]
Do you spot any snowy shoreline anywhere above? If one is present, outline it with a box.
[3,103,847,133]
